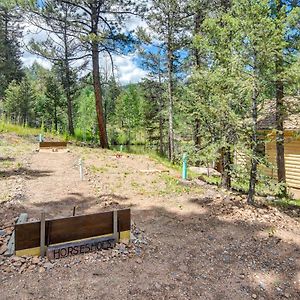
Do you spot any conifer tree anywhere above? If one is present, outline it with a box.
[0,2,24,98]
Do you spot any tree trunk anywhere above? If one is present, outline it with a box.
[275,0,286,195]
[247,81,259,204]
[158,63,164,156]
[91,6,109,149]
[54,103,58,132]
[275,71,286,190]
[167,27,175,163]
[194,119,201,166]
[63,18,74,136]
[193,8,204,166]
[221,146,232,189]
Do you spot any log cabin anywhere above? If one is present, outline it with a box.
[257,97,300,193]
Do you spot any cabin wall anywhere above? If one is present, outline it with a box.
[265,132,300,189]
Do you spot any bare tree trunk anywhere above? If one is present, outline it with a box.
[167,26,175,163]
[63,19,74,135]
[54,102,58,132]
[193,8,203,167]
[91,6,108,149]
[275,69,286,190]
[158,68,164,156]
[247,81,259,204]
[275,0,286,195]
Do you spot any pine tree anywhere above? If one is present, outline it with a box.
[0,2,24,98]
[54,0,144,148]
[269,0,300,195]
[144,0,191,162]
[4,77,36,125]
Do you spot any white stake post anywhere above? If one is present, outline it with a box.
[79,158,83,180]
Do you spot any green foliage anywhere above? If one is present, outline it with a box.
[0,3,24,97]
[0,118,41,136]
[113,84,146,144]
[74,87,97,142]
[3,77,36,126]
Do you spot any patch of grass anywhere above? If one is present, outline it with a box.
[158,173,191,195]
[201,174,221,185]
[0,120,71,143]
[0,160,14,168]
[89,165,108,174]
[0,121,41,136]
[131,181,140,188]
[147,152,199,180]
[271,198,300,208]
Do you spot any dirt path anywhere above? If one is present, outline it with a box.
[23,150,94,219]
[1,135,300,299]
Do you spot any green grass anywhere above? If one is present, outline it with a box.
[271,198,300,208]
[147,152,199,180]
[0,121,41,136]
[89,165,108,174]
[0,120,73,142]
[201,174,221,185]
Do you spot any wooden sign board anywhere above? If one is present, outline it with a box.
[15,209,130,257]
[39,142,68,149]
[47,236,115,260]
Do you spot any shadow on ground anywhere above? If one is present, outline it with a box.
[1,191,299,299]
[0,157,15,162]
[0,167,53,179]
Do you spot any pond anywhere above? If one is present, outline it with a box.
[110,144,158,155]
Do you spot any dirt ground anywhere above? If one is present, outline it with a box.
[0,133,300,300]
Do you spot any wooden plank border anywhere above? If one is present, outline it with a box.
[39,142,68,148]
[47,236,116,260]
[15,209,130,256]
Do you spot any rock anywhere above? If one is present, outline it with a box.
[136,258,142,264]
[13,261,22,268]
[252,294,257,299]
[5,227,13,235]
[0,244,7,255]
[154,282,161,289]
[19,264,27,274]
[0,229,5,237]
[118,244,126,254]
[38,267,46,273]
[179,264,188,273]
[11,256,22,262]
[259,281,266,290]
[222,255,231,263]
[283,293,290,298]
[32,257,40,264]
[28,265,36,271]
[44,262,53,270]
[266,196,275,201]
[135,247,142,256]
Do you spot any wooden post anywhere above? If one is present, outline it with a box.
[40,212,46,258]
[79,158,83,180]
[113,210,119,243]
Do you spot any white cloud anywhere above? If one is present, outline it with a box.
[20,15,149,85]
[113,54,147,84]
[21,50,52,69]
[21,50,147,85]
